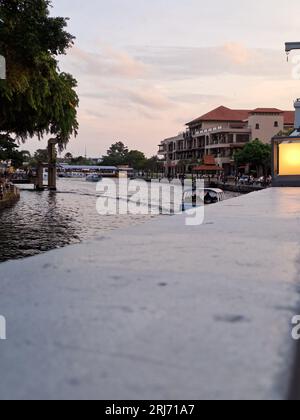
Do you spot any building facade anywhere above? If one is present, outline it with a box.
[158,106,295,176]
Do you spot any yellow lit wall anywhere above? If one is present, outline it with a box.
[279,143,300,175]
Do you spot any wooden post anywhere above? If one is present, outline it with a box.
[36,165,44,191]
[48,139,57,191]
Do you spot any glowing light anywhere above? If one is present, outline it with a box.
[279,143,300,175]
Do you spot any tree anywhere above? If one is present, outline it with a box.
[101,142,164,172]
[0,134,23,167]
[0,0,79,151]
[64,152,73,162]
[145,156,164,174]
[126,150,147,170]
[102,142,129,166]
[33,148,50,163]
[70,155,91,165]
[107,142,128,158]
[21,150,31,162]
[234,139,272,176]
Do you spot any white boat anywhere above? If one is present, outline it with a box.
[86,174,102,182]
[183,188,225,206]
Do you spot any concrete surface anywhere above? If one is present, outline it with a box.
[0,188,300,400]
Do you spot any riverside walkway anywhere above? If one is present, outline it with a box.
[0,188,300,399]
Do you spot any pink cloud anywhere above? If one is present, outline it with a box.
[68,45,147,79]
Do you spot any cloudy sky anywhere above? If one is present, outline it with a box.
[26,0,300,157]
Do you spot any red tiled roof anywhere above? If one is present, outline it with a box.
[283,111,295,125]
[251,108,283,114]
[193,156,223,172]
[203,155,216,165]
[186,105,295,126]
[187,106,250,125]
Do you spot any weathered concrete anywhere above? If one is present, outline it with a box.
[0,188,300,400]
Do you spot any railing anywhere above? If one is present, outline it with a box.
[192,125,250,137]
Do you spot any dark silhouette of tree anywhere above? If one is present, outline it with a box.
[126,150,147,170]
[0,0,79,151]
[0,134,23,167]
[33,148,50,163]
[234,139,272,175]
[64,152,73,162]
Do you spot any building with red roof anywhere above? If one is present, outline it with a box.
[158,106,295,176]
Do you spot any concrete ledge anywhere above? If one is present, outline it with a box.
[0,188,300,400]
[210,181,265,193]
[273,176,300,187]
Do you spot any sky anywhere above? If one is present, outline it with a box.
[24,0,300,157]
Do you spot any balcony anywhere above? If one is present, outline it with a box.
[192,126,251,138]
[158,147,166,155]
[206,143,232,150]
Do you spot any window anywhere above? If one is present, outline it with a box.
[274,121,279,128]
[255,123,260,130]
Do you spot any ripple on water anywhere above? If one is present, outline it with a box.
[0,179,152,263]
[0,179,239,263]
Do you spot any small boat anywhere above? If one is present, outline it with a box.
[203,188,225,204]
[86,174,102,182]
[183,188,225,207]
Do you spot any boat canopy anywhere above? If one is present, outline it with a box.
[58,165,117,171]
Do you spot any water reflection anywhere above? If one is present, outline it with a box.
[0,179,240,263]
[0,179,152,263]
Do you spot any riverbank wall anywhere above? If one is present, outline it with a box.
[210,181,265,193]
[0,186,20,210]
[0,188,299,399]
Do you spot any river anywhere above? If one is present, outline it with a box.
[0,178,240,263]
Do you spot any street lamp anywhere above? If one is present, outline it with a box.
[272,137,300,187]
[272,44,300,187]
[272,97,300,187]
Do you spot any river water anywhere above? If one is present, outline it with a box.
[0,179,240,263]
[0,179,154,263]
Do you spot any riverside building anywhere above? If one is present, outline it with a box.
[158,106,295,177]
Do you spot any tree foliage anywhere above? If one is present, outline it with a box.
[144,155,164,173]
[0,134,23,166]
[101,142,163,171]
[126,150,147,170]
[0,0,79,150]
[33,148,49,163]
[101,142,129,166]
[234,139,271,173]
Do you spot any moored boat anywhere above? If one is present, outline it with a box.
[183,188,225,207]
[86,174,102,182]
